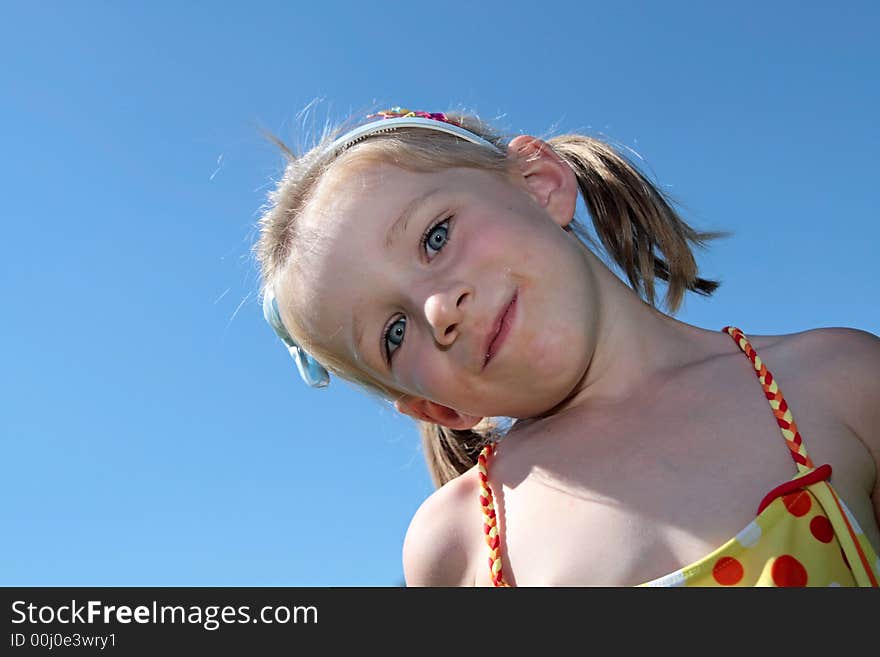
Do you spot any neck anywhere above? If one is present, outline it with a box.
[522,250,727,424]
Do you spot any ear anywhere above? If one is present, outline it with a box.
[394,396,483,430]
[507,134,578,229]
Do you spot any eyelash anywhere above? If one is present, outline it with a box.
[382,215,454,364]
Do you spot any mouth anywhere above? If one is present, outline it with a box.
[482,290,518,370]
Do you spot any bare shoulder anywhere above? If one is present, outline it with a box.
[402,465,482,587]
[764,327,879,441]
[749,327,880,534]
[756,326,880,471]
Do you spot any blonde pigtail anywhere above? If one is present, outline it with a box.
[548,135,727,313]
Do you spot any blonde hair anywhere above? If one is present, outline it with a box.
[253,105,725,488]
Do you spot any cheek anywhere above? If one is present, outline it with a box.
[513,238,595,390]
[400,352,477,406]
[397,351,444,399]
[483,210,565,276]
[467,209,531,252]
[530,321,590,381]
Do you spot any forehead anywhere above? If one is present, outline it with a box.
[311,159,428,219]
[297,160,434,274]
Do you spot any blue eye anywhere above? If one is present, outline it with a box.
[383,216,453,365]
[383,316,406,361]
[422,218,451,258]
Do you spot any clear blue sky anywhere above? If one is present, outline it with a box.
[2,1,878,586]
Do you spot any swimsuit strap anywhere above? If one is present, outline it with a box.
[723,326,814,474]
[478,446,510,586]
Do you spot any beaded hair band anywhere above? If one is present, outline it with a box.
[264,107,502,388]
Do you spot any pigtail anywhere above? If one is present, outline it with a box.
[418,420,501,488]
[547,135,727,312]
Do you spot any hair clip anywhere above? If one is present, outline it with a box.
[366,107,458,124]
[262,287,330,388]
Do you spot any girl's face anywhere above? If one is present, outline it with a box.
[278,149,598,422]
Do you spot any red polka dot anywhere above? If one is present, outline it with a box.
[810,515,834,543]
[772,555,808,587]
[712,556,744,586]
[782,491,811,517]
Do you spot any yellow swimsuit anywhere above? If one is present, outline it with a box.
[477,326,880,587]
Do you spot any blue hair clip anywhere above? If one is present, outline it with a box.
[262,288,330,388]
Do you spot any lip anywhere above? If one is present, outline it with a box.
[482,290,518,370]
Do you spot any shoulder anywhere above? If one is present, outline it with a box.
[760,326,880,462]
[802,327,880,446]
[402,465,483,587]
[750,327,880,529]
[783,327,880,530]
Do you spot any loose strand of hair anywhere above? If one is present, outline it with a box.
[418,421,496,488]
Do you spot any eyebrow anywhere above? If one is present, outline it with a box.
[384,187,443,250]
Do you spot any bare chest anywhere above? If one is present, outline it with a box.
[473,351,876,586]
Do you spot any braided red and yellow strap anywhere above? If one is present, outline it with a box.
[478,445,509,587]
[723,326,815,473]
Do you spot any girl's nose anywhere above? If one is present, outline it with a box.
[424,285,471,346]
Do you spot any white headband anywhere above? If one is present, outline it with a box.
[322,115,504,159]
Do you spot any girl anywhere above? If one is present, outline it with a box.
[254,106,880,587]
